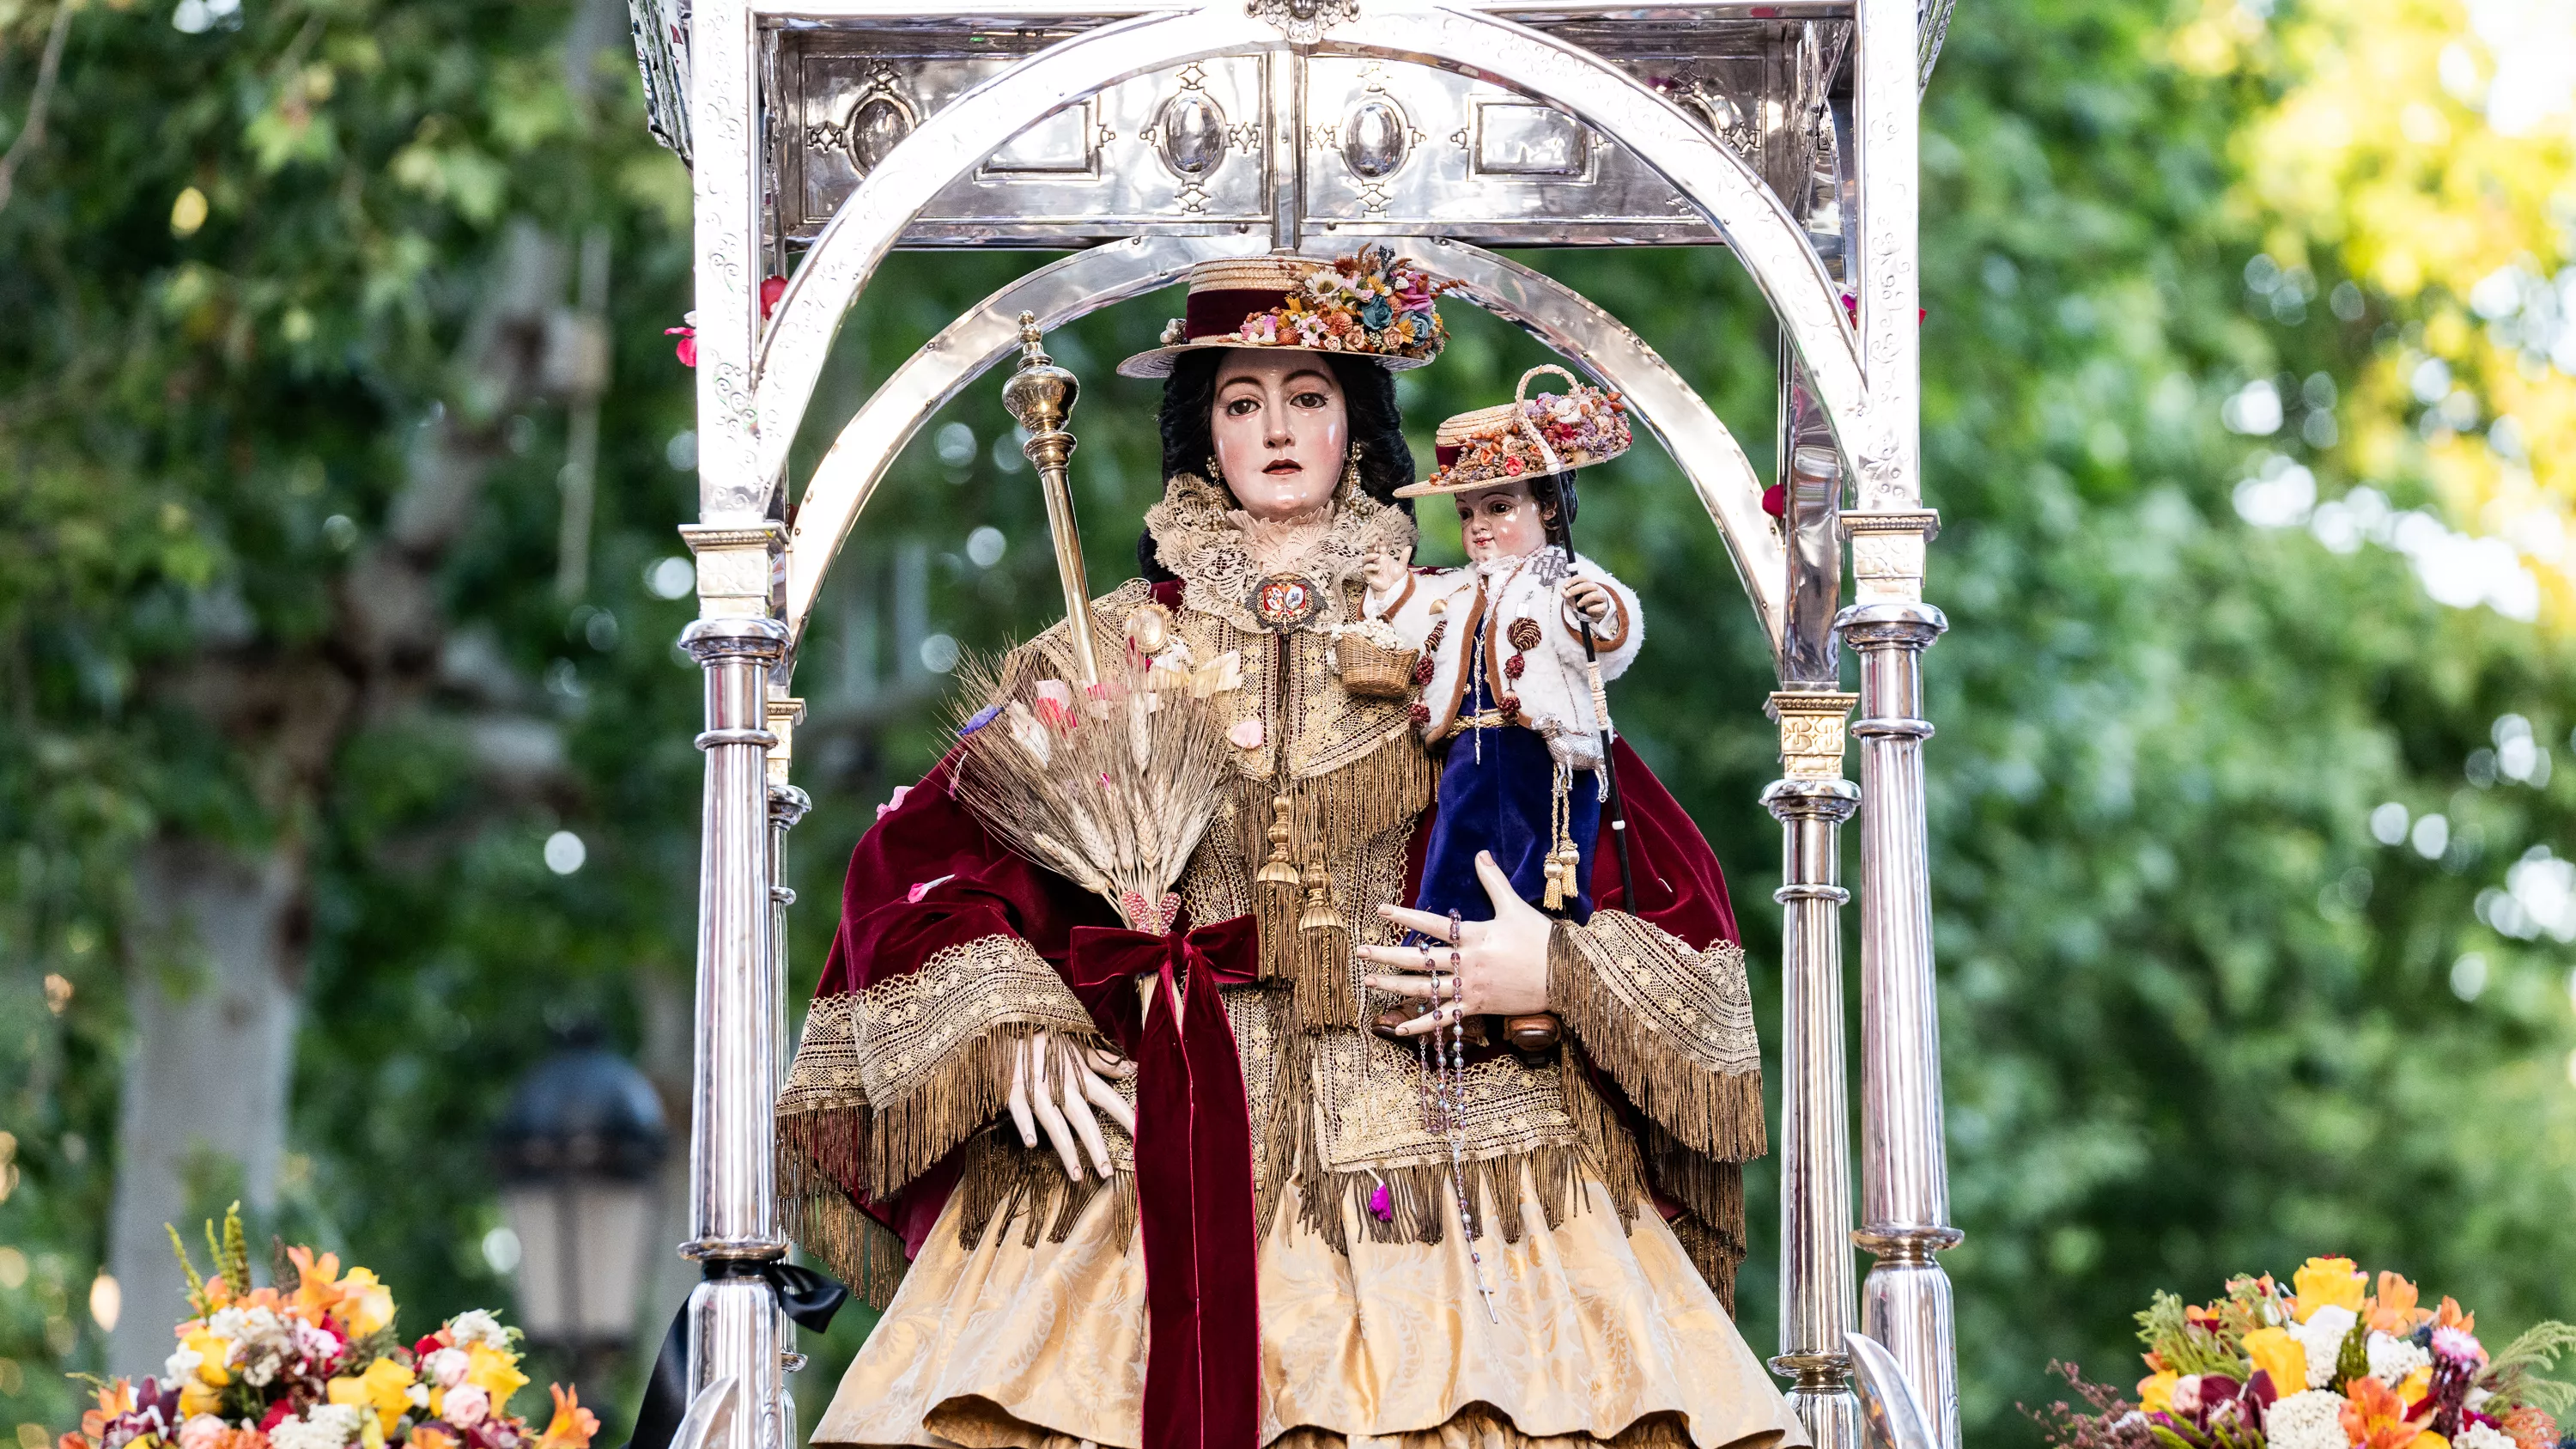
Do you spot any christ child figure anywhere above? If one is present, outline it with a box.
[1365,364,1640,923]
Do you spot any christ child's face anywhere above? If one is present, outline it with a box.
[1210,350,1350,521]
[1455,480,1551,563]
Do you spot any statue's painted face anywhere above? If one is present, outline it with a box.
[1211,350,1350,521]
[1455,480,1552,562]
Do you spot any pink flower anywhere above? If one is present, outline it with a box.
[178,1416,228,1449]
[1228,719,1265,750]
[1367,1182,1394,1222]
[445,1387,489,1428]
[876,784,913,820]
[665,326,696,368]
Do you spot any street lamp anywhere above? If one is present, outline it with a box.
[493,1027,671,1372]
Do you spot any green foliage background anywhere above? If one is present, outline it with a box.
[3,0,2572,1443]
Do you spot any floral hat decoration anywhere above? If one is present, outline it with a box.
[1115,245,1451,378]
[1395,363,1632,497]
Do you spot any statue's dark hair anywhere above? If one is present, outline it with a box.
[1138,349,1416,581]
[1527,470,1580,553]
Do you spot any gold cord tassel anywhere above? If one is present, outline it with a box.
[1297,860,1340,933]
[1256,794,1302,887]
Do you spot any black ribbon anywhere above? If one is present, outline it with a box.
[623,1260,848,1449]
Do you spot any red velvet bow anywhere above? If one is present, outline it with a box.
[1065,916,1261,1449]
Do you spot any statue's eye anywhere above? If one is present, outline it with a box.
[1290,389,1329,409]
[1224,397,1260,417]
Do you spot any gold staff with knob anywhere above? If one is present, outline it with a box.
[1000,311,1098,687]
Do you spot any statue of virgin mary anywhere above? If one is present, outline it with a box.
[774,248,1801,1449]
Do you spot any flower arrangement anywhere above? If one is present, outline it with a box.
[1421,386,1631,493]
[2033,1257,2576,1449]
[1163,245,1449,364]
[63,1207,598,1449]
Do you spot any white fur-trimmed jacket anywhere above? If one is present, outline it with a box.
[1367,546,1642,771]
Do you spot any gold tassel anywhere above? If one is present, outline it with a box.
[1297,861,1340,933]
[1255,794,1301,886]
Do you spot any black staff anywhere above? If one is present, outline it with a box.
[1540,472,1637,910]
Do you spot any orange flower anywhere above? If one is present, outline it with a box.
[2434,1298,2476,1334]
[2501,1407,2558,1449]
[2342,1375,2429,1449]
[412,1429,457,1449]
[81,1379,137,1442]
[536,1385,601,1449]
[2369,1273,2433,1336]
[288,1246,351,1323]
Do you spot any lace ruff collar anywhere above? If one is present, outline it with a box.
[1144,472,1419,634]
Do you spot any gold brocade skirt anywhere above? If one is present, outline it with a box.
[811,1164,1804,1449]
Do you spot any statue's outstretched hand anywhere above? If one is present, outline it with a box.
[1005,1031,1137,1179]
[1355,850,1552,1034]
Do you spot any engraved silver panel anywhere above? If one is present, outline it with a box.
[774,35,1271,244]
[759,11,1850,249]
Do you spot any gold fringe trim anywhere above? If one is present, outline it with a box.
[1669,1209,1746,1316]
[1267,1038,1657,1256]
[1231,737,1437,1036]
[1644,1122,1746,1316]
[1546,919,1768,1163]
[950,1129,1139,1253]
[776,1183,913,1311]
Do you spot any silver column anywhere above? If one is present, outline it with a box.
[677,557,791,1449]
[1762,691,1862,1449]
[1836,540,1959,1449]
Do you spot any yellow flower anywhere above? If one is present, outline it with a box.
[2417,1435,2451,1449]
[2400,1366,2433,1403]
[2245,1325,2310,1391]
[182,1330,231,1386]
[337,1269,395,1339]
[343,1357,416,1434]
[176,1383,222,1420]
[2293,1257,2367,1323]
[465,1342,528,1415]
[2138,1372,2181,1416]
[328,1378,368,1409]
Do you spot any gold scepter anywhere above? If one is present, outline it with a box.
[1000,311,1098,686]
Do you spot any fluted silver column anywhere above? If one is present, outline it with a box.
[677,521,791,1449]
[1762,690,1863,1449]
[1837,570,1960,1449]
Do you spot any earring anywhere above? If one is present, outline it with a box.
[1206,454,1223,484]
[1340,439,1363,496]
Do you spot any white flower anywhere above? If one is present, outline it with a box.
[2368,1330,2431,1386]
[444,1310,508,1350]
[2292,1305,2360,1388]
[269,1407,363,1449]
[423,1348,471,1389]
[207,1308,246,1339]
[165,1346,204,1382]
[407,1385,431,1409]
[2456,1426,2515,1449]
[2265,1390,2351,1449]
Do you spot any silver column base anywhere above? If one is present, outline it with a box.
[1856,1227,1965,1449]
[689,1277,789,1449]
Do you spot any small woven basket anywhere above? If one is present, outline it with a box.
[1337,637,1420,699]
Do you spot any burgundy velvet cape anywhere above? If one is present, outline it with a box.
[805,629,1739,1446]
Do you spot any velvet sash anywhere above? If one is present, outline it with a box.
[1065,916,1262,1449]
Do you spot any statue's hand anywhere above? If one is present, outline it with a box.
[1562,577,1613,624]
[1361,546,1410,596]
[1355,851,1552,1033]
[1005,1031,1137,1179]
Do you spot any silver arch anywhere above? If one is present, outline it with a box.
[779,236,1785,661]
[750,0,1887,513]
